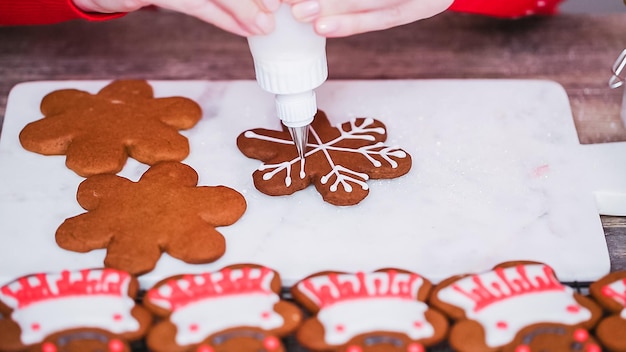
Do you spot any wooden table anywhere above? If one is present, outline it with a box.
[1,9,625,272]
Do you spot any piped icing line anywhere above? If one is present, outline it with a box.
[244,131,295,146]
[296,271,434,345]
[340,118,386,141]
[260,161,296,187]
[0,269,139,345]
[437,264,592,348]
[601,277,626,319]
[309,127,368,193]
[321,165,369,192]
[145,267,284,346]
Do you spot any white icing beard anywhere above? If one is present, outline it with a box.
[170,293,283,345]
[12,295,139,345]
[317,299,434,345]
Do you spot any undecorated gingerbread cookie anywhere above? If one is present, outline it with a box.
[589,271,626,351]
[0,268,151,352]
[19,79,202,177]
[291,269,448,351]
[56,161,247,275]
[429,261,603,352]
[237,110,412,206]
[143,264,302,352]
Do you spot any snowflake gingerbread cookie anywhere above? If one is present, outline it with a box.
[55,161,247,275]
[143,264,302,352]
[589,271,626,352]
[19,80,202,177]
[0,268,151,352]
[429,261,603,352]
[290,269,449,351]
[237,110,412,206]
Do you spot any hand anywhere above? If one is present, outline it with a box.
[73,0,281,36]
[283,0,454,37]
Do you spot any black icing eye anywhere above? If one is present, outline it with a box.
[570,342,584,351]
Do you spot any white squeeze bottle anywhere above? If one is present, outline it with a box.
[247,4,328,160]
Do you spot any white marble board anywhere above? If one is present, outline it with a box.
[0,79,622,288]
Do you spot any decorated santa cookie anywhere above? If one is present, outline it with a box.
[237,110,412,206]
[430,261,603,352]
[0,268,151,352]
[143,264,302,352]
[589,271,626,351]
[291,269,448,351]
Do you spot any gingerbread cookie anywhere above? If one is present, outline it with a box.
[0,268,151,352]
[56,161,247,275]
[19,80,202,177]
[143,264,302,352]
[291,269,448,351]
[429,261,603,352]
[589,271,626,351]
[237,110,412,206]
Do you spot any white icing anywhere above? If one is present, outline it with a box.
[0,269,139,345]
[437,265,591,348]
[11,296,139,345]
[602,278,626,319]
[243,117,408,192]
[320,165,369,192]
[317,298,433,345]
[297,272,431,344]
[146,268,283,345]
[169,293,283,345]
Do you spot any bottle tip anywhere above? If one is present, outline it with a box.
[288,125,309,160]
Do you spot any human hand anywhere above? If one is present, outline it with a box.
[73,0,281,36]
[283,0,454,37]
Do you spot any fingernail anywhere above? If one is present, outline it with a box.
[292,1,320,21]
[316,18,339,34]
[255,12,275,34]
[262,0,280,12]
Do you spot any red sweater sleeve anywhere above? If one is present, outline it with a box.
[449,0,564,18]
[0,0,123,25]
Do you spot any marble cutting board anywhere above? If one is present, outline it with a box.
[0,79,622,288]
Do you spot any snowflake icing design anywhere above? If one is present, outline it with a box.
[237,111,412,205]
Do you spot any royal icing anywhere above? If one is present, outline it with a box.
[0,269,139,345]
[243,117,408,193]
[601,277,626,319]
[437,264,592,348]
[146,267,284,346]
[296,271,434,345]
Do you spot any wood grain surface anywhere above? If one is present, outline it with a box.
[1,9,625,272]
